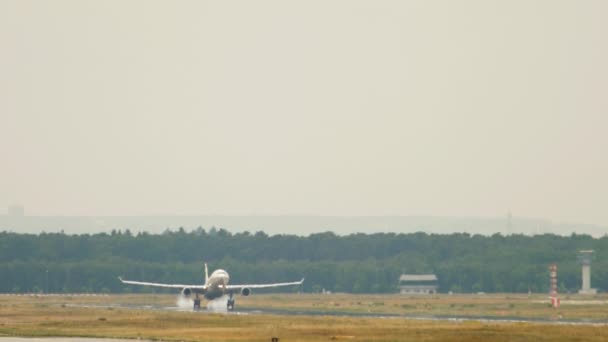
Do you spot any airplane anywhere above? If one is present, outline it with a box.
[118,263,304,311]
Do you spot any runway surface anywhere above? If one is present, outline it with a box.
[63,302,608,326]
[0,339,145,342]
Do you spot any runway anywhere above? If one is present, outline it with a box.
[63,302,608,327]
[0,339,144,342]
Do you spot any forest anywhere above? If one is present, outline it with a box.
[0,228,606,294]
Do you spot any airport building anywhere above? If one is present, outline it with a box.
[399,274,438,294]
[578,250,597,295]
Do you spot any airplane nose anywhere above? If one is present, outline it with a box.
[220,276,228,287]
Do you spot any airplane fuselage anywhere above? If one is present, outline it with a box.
[203,269,230,300]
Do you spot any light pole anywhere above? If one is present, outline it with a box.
[46,269,49,294]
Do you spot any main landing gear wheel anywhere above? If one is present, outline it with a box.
[193,295,201,311]
[227,294,235,311]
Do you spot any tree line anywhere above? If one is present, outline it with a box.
[0,229,606,294]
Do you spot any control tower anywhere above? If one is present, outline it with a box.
[577,250,597,295]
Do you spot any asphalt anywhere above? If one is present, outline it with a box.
[0,339,145,342]
[62,302,608,326]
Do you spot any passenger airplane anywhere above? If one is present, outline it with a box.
[119,263,304,311]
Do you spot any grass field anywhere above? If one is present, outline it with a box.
[241,292,608,321]
[1,294,607,341]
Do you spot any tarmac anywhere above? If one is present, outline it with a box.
[62,302,608,326]
[0,339,144,342]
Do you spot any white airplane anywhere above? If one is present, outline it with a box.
[119,263,304,311]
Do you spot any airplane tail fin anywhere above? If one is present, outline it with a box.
[204,263,209,284]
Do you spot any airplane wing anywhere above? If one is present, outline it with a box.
[118,277,206,289]
[225,278,304,290]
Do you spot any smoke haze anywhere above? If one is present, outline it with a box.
[1,1,607,230]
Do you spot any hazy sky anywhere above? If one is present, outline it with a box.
[1,1,607,225]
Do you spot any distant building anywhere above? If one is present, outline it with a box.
[578,250,597,295]
[7,205,25,217]
[399,274,438,294]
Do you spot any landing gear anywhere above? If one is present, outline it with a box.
[227,293,235,311]
[193,294,201,311]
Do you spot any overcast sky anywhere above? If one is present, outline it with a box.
[1,1,607,225]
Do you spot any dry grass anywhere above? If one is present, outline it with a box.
[0,294,607,341]
[239,293,608,321]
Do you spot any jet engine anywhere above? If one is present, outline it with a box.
[181,287,192,297]
[240,287,251,296]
